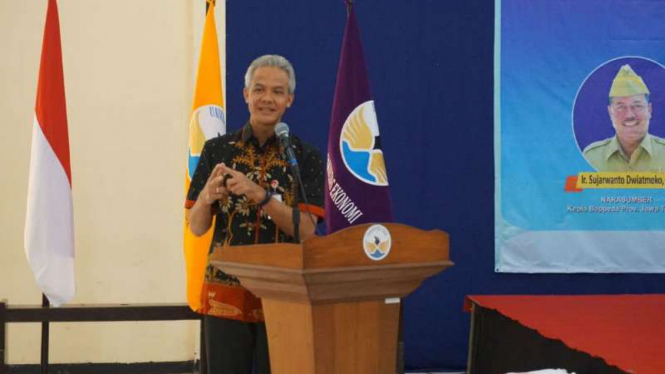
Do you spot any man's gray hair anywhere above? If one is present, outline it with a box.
[244,54,296,94]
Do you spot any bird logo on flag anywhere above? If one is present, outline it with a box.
[340,101,389,186]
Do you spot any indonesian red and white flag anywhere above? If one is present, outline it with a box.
[24,0,75,307]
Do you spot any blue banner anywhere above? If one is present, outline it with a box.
[496,0,665,272]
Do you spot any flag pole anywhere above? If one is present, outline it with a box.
[199,6,209,374]
[206,0,215,13]
[41,294,50,374]
[336,6,404,372]
[195,5,213,374]
[197,5,210,374]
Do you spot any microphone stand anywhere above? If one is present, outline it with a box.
[280,142,320,243]
[291,175,301,244]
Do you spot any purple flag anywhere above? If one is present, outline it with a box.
[325,6,394,234]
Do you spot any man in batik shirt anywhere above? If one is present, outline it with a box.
[186,55,324,374]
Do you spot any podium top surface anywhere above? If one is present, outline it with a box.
[210,223,450,271]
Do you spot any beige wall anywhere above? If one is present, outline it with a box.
[0,0,225,364]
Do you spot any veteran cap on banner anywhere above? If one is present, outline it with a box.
[609,64,650,97]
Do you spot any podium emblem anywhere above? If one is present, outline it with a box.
[363,224,392,261]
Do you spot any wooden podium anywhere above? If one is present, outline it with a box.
[209,223,452,374]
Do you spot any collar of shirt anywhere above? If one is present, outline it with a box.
[239,122,278,150]
[604,133,654,161]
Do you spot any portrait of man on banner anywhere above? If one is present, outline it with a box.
[581,64,665,172]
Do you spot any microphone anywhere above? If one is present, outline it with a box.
[275,122,300,180]
[274,122,322,239]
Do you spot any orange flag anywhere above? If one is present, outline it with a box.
[183,0,226,312]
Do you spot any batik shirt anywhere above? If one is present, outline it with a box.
[186,123,325,322]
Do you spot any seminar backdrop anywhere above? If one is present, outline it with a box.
[225,0,665,370]
[4,0,665,371]
[495,0,665,273]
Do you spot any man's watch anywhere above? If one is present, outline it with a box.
[258,190,274,208]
